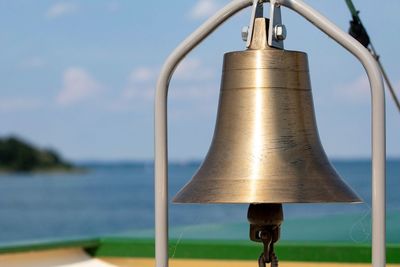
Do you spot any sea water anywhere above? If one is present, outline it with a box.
[0,159,398,244]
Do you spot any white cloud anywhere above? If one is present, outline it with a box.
[170,85,216,100]
[188,0,221,20]
[46,2,78,19]
[107,67,154,111]
[110,59,217,111]
[334,75,400,105]
[19,57,46,69]
[174,58,214,81]
[120,68,155,103]
[126,58,213,85]
[123,59,213,100]
[56,67,103,106]
[121,85,153,101]
[0,98,42,112]
[129,67,154,82]
[334,75,371,103]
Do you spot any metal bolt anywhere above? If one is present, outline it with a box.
[273,24,287,41]
[241,26,249,42]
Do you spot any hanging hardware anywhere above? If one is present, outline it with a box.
[268,0,285,48]
[245,0,285,49]
[155,1,386,266]
[248,204,283,267]
[245,0,264,47]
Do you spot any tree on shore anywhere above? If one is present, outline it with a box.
[0,136,73,172]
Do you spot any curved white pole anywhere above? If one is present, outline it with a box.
[155,0,386,266]
[276,2,386,266]
[154,1,253,266]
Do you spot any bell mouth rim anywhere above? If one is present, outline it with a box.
[172,177,362,204]
[172,199,363,204]
[172,175,363,204]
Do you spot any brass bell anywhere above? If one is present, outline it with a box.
[173,18,361,204]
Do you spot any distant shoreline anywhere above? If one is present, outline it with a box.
[74,158,400,166]
[0,166,87,175]
[0,136,78,174]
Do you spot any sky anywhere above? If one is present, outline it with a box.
[0,0,398,161]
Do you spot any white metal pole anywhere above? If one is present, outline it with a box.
[154,1,253,266]
[276,0,386,266]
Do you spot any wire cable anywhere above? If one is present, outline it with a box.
[345,0,400,112]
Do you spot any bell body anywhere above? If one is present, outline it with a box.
[173,47,361,204]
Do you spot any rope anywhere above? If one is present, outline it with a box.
[370,45,400,111]
[345,0,400,112]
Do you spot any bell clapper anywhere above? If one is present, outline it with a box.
[248,204,283,267]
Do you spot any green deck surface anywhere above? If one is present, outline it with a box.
[88,238,400,263]
[115,211,400,243]
[0,238,99,254]
[0,237,399,263]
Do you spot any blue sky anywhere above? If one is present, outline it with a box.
[0,0,398,161]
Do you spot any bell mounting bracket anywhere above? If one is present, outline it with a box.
[246,0,284,49]
[155,1,386,266]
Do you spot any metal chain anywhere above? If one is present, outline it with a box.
[258,251,279,267]
[270,251,279,267]
[257,230,279,267]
